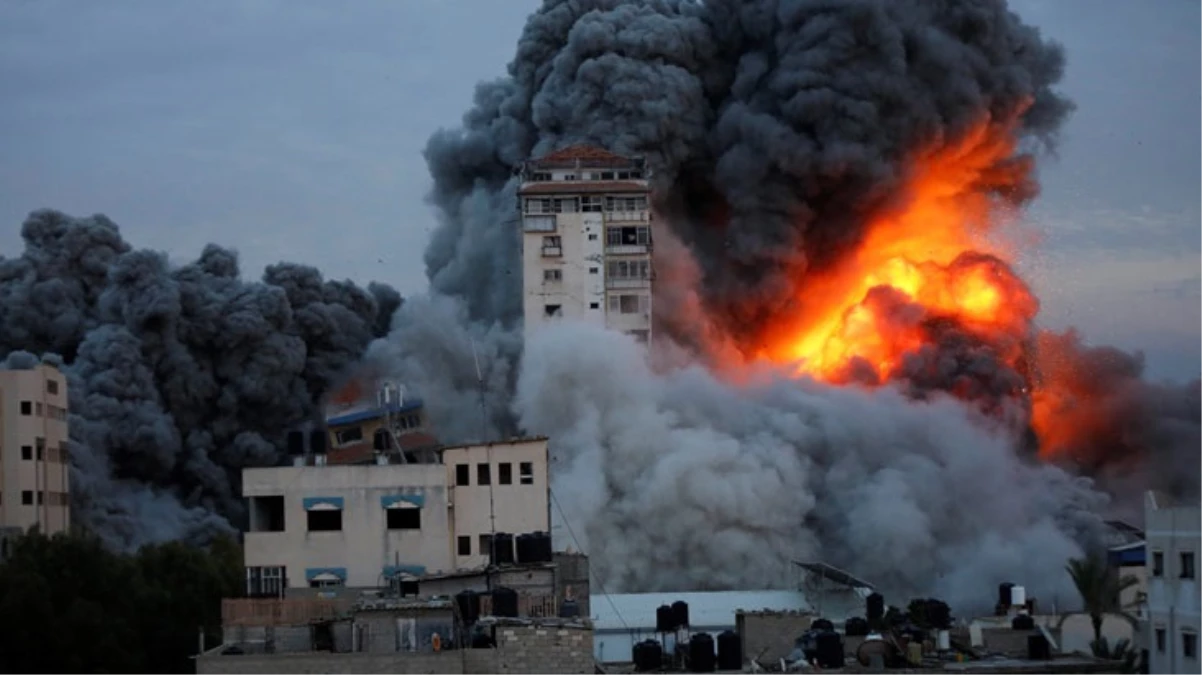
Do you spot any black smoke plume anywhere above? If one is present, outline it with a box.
[0,210,398,550]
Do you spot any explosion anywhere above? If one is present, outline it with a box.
[756,112,1039,396]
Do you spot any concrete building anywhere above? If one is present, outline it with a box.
[1144,490,1200,674]
[241,437,551,596]
[0,362,70,536]
[518,145,654,343]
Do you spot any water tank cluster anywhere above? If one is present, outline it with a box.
[633,640,663,672]
[654,600,690,633]
[488,531,552,567]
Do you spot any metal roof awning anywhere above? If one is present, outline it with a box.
[793,561,875,590]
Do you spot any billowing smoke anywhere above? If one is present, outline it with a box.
[374,0,1199,610]
[0,209,399,550]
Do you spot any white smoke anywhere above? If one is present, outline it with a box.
[513,319,1106,613]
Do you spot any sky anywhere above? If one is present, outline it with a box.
[0,0,1198,380]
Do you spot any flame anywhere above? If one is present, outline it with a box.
[756,115,1039,388]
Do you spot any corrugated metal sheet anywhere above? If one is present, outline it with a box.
[591,590,810,632]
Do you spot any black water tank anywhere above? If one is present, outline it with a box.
[493,533,515,566]
[845,617,870,636]
[309,429,326,454]
[672,600,690,629]
[456,590,480,625]
[559,599,580,618]
[634,640,663,672]
[531,531,552,562]
[866,592,885,624]
[1028,633,1051,660]
[1011,614,1035,630]
[814,631,844,669]
[716,630,742,670]
[655,604,674,633]
[689,633,716,673]
[998,582,1015,607]
[471,628,494,649]
[812,618,835,632]
[286,431,304,455]
[515,533,533,563]
[492,587,518,618]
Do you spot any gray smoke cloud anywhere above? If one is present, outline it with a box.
[0,209,398,550]
[392,0,1197,613]
[516,321,1105,611]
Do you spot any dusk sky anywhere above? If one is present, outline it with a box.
[1,0,1198,379]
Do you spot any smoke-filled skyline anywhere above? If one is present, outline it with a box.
[0,0,1197,613]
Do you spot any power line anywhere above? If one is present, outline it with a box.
[549,487,630,633]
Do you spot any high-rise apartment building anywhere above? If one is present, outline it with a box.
[518,145,654,343]
[0,363,71,536]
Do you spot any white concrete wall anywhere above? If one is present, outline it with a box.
[442,439,550,569]
[0,364,70,535]
[242,464,452,589]
[1145,492,1201,674]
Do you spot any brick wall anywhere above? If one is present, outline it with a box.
[488,620,593,674]
[737,611,813,665]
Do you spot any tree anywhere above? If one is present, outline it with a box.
[0,530,242,673]
[1065,554,1139,646]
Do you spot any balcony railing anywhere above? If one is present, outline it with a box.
[606,278,651,290]
[604,244,650,256]
[541,246,562,257]
[478,593,559,618]
[605,210,650,223]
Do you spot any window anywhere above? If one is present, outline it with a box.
[387,508,421,530]
[455,464,470,486]
[544,304,562,318]
[562,174,576,181]
[600,171,614,180]
[398,579,419,597]
[581,196,603,212]
[604,196,648,212]
[1153,551,1165,576]
[1156,628,1166,652]
[610,294,650,315]
[519,462,534,485]
[306,510,342,532]
[479,534,493,558]
[21,491,32,505]
[541,235,561,248]
[21,446,31,461]
[334,427,363,446]
[477,463,491,486]
[543,269,562,282]
[589,267,598,274]
[19,401,31,416]
[606,225,651,247]
[1181,552,1196,579]
[525,197,552,213]
[246,566,286,598]
[1185,631,1198,659]
[46,379,58,395]
[607,259,651,280]
[35,438,44,461]
[457,536,471,556]
[309,577,344,589]
[499,462,513,485]
[530,172,551,182]
[589,302,600,310]
[588,233,598,240]
[36,491,43,505]
[523,215,556,232]
[249,496,285,532]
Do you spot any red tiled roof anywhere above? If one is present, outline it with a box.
[519,180,648,195]
[529,144,636,168]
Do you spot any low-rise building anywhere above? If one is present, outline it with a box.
[0,361,71,536]
[1144,490,1200,674]
[241,437,551,596]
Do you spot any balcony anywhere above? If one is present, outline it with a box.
[541,246,562,257]
[606,278,650,290]
[523,215,556,233]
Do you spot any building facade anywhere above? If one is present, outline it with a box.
[0,363,70,536]
[1144,490,1200,674]
[518,145,654,343]
[241,437,551,596]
